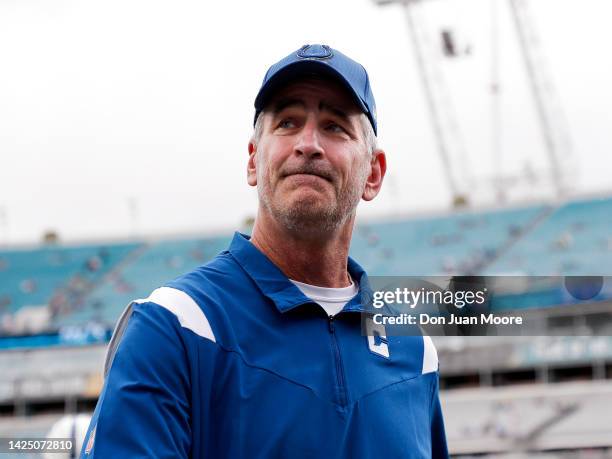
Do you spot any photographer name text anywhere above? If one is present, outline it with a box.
[372,313,523,326]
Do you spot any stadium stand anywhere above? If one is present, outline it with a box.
[0,243,139,338]
[59,235,232,328]
[3,197,612,343]
[443,381,612,454]
[483,196,612,276]
[351,204,548,275]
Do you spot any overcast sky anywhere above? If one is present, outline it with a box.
[0,0,610,245]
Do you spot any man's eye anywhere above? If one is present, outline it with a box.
[326,123,346,133]
[278,119,296,129]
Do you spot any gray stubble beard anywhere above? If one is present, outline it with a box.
[257,158,370,238]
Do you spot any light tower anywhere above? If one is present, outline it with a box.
[507,0,574,198]
[373,0,472,208]
[372,0,574,203]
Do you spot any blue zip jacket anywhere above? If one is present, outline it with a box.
[81,232,449,458]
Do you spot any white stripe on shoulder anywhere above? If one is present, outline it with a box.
[422,335,438,374]
[135,286,216,343]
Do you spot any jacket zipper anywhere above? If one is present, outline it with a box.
[328,315,348,407]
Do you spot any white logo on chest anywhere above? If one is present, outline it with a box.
[365,317,390,358]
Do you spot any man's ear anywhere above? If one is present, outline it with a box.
[362,150,387,201]
[247,141,257,187]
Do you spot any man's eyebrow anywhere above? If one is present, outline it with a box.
[272,98,305,114]
[319,102,351,122]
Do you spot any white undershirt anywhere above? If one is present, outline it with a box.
[289,277,359,317]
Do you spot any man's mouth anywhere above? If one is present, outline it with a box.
[283,172,332,183]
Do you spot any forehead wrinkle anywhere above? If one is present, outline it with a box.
[271,95,355,122]
[271,98,305,114]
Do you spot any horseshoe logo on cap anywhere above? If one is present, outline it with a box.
[297,44,333,60]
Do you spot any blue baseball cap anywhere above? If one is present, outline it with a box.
[254,44,378,135]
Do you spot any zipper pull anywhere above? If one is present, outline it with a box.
[328,315,335,333]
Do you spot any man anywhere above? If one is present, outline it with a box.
[81,44,448,458]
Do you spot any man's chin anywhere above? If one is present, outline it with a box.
[281,189,333,210]
[274,201,341,234]
[289,203,332,221]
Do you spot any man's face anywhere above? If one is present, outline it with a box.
[248,77,373,234]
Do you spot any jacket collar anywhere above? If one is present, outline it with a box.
[228,232,376,314]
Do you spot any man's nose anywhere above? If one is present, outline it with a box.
[294,118,323,159]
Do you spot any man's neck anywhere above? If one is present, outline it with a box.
[250,210,354,288]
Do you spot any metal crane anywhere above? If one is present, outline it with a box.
[372,0,574,203]
[507,0,573,198]
[373,0,471,208]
